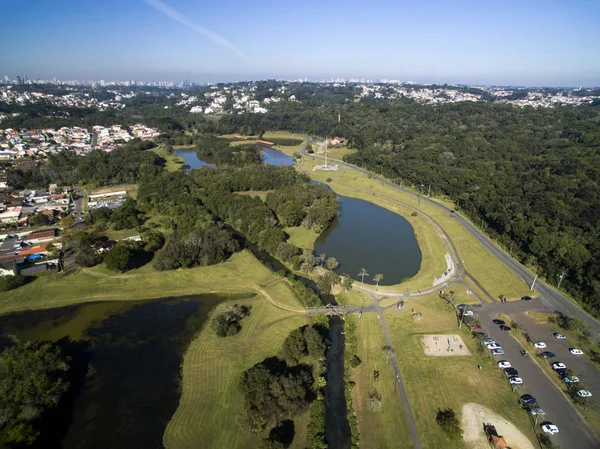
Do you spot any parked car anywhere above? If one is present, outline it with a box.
[552,362,567,370]
[563,376,580,383]
[520,394,537,405]
[553,333,567,340]
[509,376,523,385]
[462,310,474,317]
[534,342,547,349]
[576,390,592,398]
[491,348,504,356]
[541,423,559,435]
[457,304,467,310]
[499,325,511,331]
[529,406,545,416]
[493,319,505,325]
[504,368,519,377]
[521,296,532,301]
[498,361,512,369]
[487,343,500,350]
[540,352,556,359]
[570,348,584,355]
[471,324,482,330]
[484,339,496,345]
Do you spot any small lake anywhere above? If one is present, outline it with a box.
[175,146,294,170]
[314,195,422,286]
[0,294,247,449]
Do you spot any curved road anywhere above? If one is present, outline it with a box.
[302,146,600,342]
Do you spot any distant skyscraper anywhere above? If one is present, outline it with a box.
[3,75,8,82]
[16,76,23,85]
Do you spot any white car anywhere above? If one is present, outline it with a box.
[509,377,523,385]
[570,348,584,355]
[462,310,474,317]
[552,362,567,370]
[576,390,592,398]
[498,361,512,369]
[533,342,547,349]
[554,333,567,339]
[483,339,496,345]
[487,343,500,350]
[563,376,580,383]
[542,423,559,435]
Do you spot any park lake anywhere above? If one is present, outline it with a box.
[314,189,422,286]
[175,146,295,170]
[0,294,242,449]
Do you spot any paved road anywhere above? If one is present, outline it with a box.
[477,301,600,449]
[301,147,600,342]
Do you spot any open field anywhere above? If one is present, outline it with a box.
[285,226,320,251]
[151,146,185,172]
[351,313,414,448]
[293,155,531,300]
[102,228,141,241]
[164,293,310,449]
[383,295,537,448]
[0,250,305,315]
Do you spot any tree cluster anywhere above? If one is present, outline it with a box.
[212,304,251,337]
[0,342,70,446]
[281,325,327,364]
[435,408,463,441]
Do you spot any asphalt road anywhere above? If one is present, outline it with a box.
[302,147,600,342]
[478,301,600,449]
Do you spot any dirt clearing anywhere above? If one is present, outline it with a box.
[462,403,535,449]
[421,334,471,356]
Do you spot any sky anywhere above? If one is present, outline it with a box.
[1,0,599,86]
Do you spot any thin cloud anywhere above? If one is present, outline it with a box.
[143,0,248,61]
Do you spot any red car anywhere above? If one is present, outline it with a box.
[471,325,482,330]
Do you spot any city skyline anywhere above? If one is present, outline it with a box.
[2,0,600,86]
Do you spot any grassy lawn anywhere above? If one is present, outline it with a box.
[293,156,531,301]
[235,190,272,202]
[383,295,537,448]
[351,313,414,448]
[0,250,305,315]
[285,226,320,251]
[163,293,310,449]
[337,289,367,306]
[151,146,185,172]
[102,228,141,241]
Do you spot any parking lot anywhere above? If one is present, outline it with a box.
[476,299,600,449]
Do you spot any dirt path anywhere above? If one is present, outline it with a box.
[461,403,534,449]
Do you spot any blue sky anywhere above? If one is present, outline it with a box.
[2,0,599,86]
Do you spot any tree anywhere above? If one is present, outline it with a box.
[104,243,133,272]
[367,390,383,412]
[358,268,369,283]
[342,275,353,291]
[60,214,74,228]
[30,213,50,226]
[539,433,559,449]
[75,245,103,267]
[318,253,327,266]
[0,275,27,292]
[435,408,462,440]
[326,256,339,270]
[373,273,383,289]
[282,328,307,364]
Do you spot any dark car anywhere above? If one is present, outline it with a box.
[555,368,567,377]
[521,296,532,301]
[520,394,537,405]
[504,368,519,377]
[541,352,556,359]
[493,319,505,325]
[500,325,511,331]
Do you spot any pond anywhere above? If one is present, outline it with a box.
[175,146,294,170]
[0,294,245,449]
[314,194,422,286]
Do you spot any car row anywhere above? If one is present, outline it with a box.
[551,362,593,397]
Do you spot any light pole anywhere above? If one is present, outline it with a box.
[557,270,566,288]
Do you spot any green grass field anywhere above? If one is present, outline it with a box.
[351,313,414,448]
[0,250,305,315]
[383,295,538,448]
[285,226,320,251]
[151,146,185,172]
[163,293,310,449]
